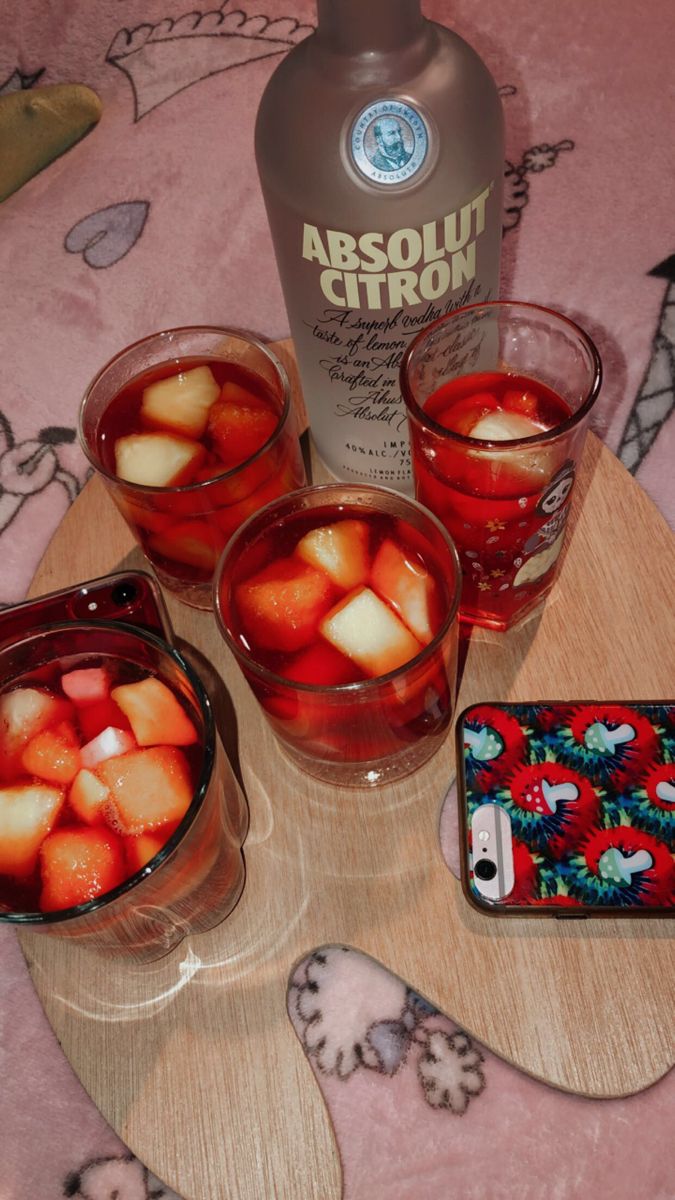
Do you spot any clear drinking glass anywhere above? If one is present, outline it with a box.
[0,622,247,962]
[400,301,602,630]
[79,326,306,609]
[214,483,461,787]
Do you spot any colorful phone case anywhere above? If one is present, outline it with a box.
[456,701,675,916]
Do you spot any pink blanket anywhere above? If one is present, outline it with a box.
[1,1,673,1196]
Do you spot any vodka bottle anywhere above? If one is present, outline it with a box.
[255,0,504,490]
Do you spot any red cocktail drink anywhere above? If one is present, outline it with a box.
[0,623,246,960]
[215,484,461,787]
[80,328,306,609]
[401,303,602,630]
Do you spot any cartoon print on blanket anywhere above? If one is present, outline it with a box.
[0,67,45,95]
[65,201,150,268]
[0,414,82,605]
[64,1153,181,1200]
[290,946,487,1114]
[106,2,313,120]
[618,254,675,476]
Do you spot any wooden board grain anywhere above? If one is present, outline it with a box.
[19,341,675,1200]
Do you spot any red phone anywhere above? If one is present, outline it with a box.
[0,571,172,647]
[456,701,675,918]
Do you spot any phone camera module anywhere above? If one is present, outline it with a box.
[111,581,138,608]
[474,858,497,882]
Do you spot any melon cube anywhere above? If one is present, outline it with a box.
[69,768,110,825]
[236,558,334,652]
[148,519,224,570]
[218,379,269,410]
[126,831,167,874]
[502,387,540,419]
[281,642,359,687]
[0,687,72,779]
[21,721,81,786]
[320,587,423,678]
[39,826,126,912]
[81,725,136,770]
[470,409,541,441]
[140,365,220,439]
[98,746,193,835]
[207,400,278,467]
[61,668,110,706]
[296,520,370,590]
[0,784,65,877]
[114,432,205,487]
[371,539,436,645]
[111,677,198,747]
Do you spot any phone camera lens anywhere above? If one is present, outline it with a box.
[474,858,497,882]
[111,581,138,607]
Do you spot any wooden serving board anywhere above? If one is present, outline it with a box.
[19,341,674,1200]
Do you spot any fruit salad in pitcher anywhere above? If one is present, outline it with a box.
[0,658,203,914]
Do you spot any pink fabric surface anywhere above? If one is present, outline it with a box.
[0,1,673,1197]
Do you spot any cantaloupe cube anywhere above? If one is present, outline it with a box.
[0,687,72,779]
[296,520,370,590]
[236,558,334,652]
[21,721,81,786]
[80,725,136,769]
[0,784,65,877]
[69,768,110,825]
[126,831,167,874]
[141,365,220,438]
[208,400,278,467]
[320,587,422,678]
[98,746,193,835]
[371,539,436,645]
[111,677,198,747]
[115,432,205,487]
[40,827,126,912]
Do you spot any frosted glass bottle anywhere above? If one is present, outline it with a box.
[255,0,504,490]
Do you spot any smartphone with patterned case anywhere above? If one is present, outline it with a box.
[0,571,172,647]
[456,701,675,917]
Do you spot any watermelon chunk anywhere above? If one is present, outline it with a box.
[69,768,110,825]
[280,642,360,686]
[207,400,278,467]
[80,725,136,770]
[140,365,220,439]
[111,677,198,747]
[371,539,436,645]
[21,720,81,786]
[39,826,126,912]
[0,783,65,877]
[218,379,270,411]
[295,519,370,590]
[61,668,110,706]
[77,698,131,743]
[98,746,193,835]
[236,558,334,652]
[320,587,422,678]
[114,432,206,487]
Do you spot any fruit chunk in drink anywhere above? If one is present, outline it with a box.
[0,656,205,915]
[218,501,457,778]
[411,370,575,629]
[94,355,305,589]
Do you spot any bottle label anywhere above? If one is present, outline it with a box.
[350,99,429,186]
